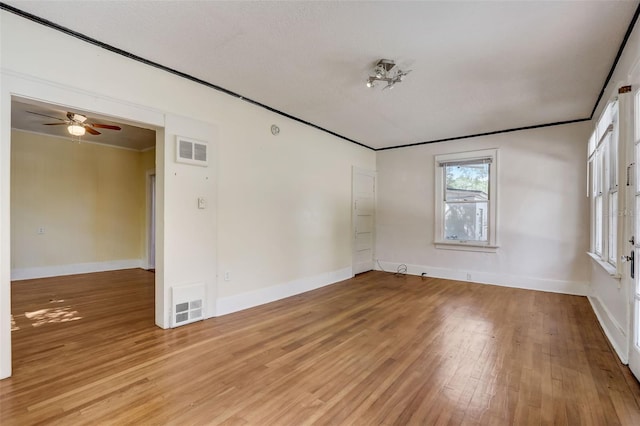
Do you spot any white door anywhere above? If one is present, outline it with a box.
[352,167,376,275]
[630,88,640,379]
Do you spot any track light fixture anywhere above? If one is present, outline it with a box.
[366,59,411,90]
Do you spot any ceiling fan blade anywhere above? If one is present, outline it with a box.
[26,111,66,121]
[90,123,121,131]
[43,122,69,126]
[84,126,101,136]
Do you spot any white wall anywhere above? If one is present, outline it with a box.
[0,11,375,379]
[587,14,640,364]
[376,122,591,294]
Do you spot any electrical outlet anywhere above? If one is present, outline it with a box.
[466,273,472,281]
[37,226,45,235]
[224,271,231,281]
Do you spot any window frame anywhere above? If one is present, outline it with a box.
[434,148,498,252]
[588,100,620,276]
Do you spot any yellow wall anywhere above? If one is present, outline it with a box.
[11,130,155,269]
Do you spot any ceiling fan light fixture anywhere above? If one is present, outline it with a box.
[68,124,85,136]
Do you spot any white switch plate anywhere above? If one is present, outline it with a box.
[224,271,231,281]
[198,197,207,209]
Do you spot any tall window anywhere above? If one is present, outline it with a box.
[588,101,619,272]
[435,149,498,251]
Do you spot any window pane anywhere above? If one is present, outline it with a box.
[595,148,603,194]
[444,201,488,242]
[610,130,618,189]
[588,131,596,157]
[636,197,640,258]
[587,160,593,197]
[595,195,603,255]
[445,163,489,201]
[636,92,640,142]
[636,142,640,188]
[609,191,617,264]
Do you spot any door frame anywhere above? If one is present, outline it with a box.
[1,71,165,379]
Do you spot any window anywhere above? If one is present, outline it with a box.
[435,149,498,251]
[588,101,619,274]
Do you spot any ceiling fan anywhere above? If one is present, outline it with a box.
[26,110,121,136]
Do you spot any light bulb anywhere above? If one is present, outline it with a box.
[68,124,86,136]
[366,80,373,88]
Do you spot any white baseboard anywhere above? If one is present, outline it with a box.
[375,261,591,296]
[216,267,352,316]
[588,296,628,364]
[11,259,144,281]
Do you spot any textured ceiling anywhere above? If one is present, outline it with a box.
[4,1,639,150]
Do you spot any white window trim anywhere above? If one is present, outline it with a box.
[434,148,498,253]
[587,251,620,278]
[588,100,622,276]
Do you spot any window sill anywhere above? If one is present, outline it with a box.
[435,241,499,253]
[587,252,621,278]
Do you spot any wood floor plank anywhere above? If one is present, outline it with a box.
[2,269,640,424]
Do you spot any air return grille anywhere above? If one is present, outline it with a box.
[171,283,205,327]
[176,136,208,166]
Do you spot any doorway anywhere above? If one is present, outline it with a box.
[8,96,159,375]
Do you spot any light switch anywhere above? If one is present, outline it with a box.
[198,197,207,209]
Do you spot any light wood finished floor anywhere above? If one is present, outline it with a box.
[2,269,640,425]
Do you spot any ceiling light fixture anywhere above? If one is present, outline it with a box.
[67,124,86,136]
[366,59,411,90]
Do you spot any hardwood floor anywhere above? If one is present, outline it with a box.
[2,269,640,425]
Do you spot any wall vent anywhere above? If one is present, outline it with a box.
[176,136,208,166]
[171,283,205,327]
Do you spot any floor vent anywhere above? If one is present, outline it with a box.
[176,136,208,166]
[171,283,205,327]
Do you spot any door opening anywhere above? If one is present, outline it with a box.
[7,96,160,379]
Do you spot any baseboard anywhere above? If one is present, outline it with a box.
[375,261,591,296]
[216,267,353,316]
[11,259,144,281]
[588,296,629,364]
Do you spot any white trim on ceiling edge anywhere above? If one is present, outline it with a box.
[216,266,352,316]
[11,259,145,281]
[375,260,591,297]
[588,296,629,364]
